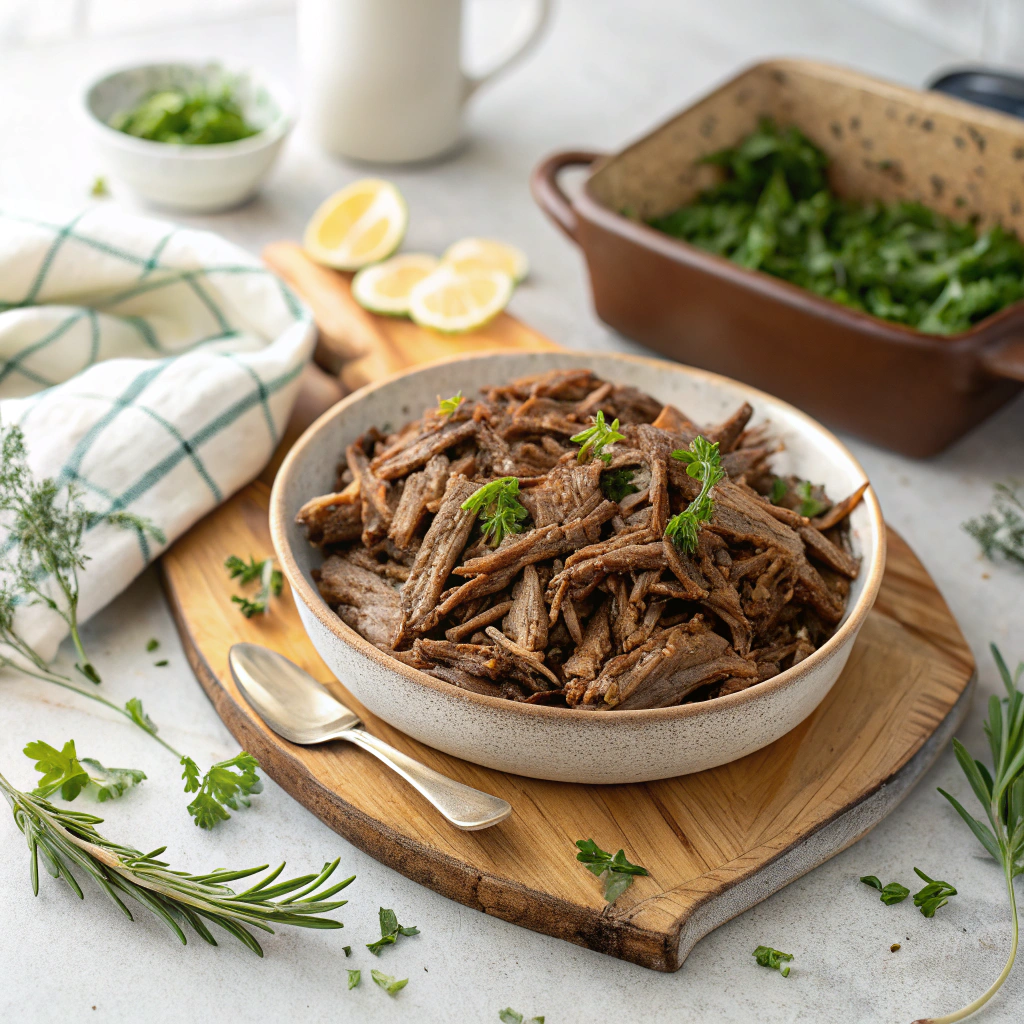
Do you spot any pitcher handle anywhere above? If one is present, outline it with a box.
[464,0,553,98]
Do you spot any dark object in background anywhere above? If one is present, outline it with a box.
[929,68,1024,120]
[532,59,1024,458]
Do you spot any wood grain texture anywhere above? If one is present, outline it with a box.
[161,250,975,971]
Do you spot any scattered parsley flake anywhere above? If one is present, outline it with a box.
[753,944,793,977]
[146,638,159,652]
[180,752,262,829]
[574,838,649,901]
[438,391,465,417]
[348,969,361,990]
[367,906,419,955]
[601,467,639,502]
[23,739,145,802]
[370,969,408,996]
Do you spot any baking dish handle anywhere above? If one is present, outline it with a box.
[530,150,603,243]
[981,338,1024,383]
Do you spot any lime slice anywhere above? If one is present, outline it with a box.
[408,268,514,333]
[303,179,408,271]
[442,237,529,283]
[352,253,440,316]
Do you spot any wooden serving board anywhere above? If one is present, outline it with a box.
[161,245,975,972]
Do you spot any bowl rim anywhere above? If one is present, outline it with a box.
[270,349,887,723]
[81,59,293,158]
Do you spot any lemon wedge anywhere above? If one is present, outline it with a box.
[408,268,514,333]
[304,179,408,271]
[442,237,529,283]
[352,253,440,316]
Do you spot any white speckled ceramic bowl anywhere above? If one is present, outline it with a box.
[83,62,291,212]
[271,352,885,783]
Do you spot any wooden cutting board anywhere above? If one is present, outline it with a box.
[160,244,975,972]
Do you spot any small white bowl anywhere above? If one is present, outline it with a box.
[82,61,292,213]
[271,351,886,784]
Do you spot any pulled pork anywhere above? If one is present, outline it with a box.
[297,369,865,710]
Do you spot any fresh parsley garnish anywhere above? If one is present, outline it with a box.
[24,739,145,802]
[154,659,168,667]
[225,554,283,617]
[601,467,639,502]
[926,644,1023,1020]
[753,944,793,977]
[570,410,625,464]
[146,638,159,652]
[964,481,1024,568]
[366,906,419,955]
[438,390,465,417]
[343,945,352,957]
[180,752,262,829]
[90,176,109,197]
[911,868,957,918]
[461,477,530,547]
[348,969,361,990]
[796,481,828,518]
[665,435,724,552]
[499,1010,545,1023]
[860,875,910,905]
[769,477,788,505]
[370,969,408,996]
[574,838,649,901]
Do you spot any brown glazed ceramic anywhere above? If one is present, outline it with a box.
[531,59,1024,457]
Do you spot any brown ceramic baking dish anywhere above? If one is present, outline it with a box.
[531,59,1024,457]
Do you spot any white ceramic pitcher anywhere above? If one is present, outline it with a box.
[297,0,552,163]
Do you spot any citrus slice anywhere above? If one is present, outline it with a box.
[408,268,514,333]
[442,237,529,283]
[303,179,407,271]
[351,253,440,316]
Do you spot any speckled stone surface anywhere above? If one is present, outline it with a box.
[1,3,1023,1022]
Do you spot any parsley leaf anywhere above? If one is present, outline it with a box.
[146,638,159,652]
[499,1010,545,1024]
[125,697,158,734]
[796,481,829,518]
[226,554,283,617]
[343,945,352,957]
[370,969,408,996]
[367,906,420,955]
[574,838,649,901]
[462,477,530,547]
[570,410,625,464]
[665,436,724,552]
[912,868,957,918]
[348,969,361,990]
[438,390,465,417]
[24,739,145,802]
[180,752,262,829]
[601,467,639,502]
[753,944,794,977]
[860,874,910,905]
[769,477,788,505]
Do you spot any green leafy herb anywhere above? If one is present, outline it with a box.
[24,739,145,802]
[226,554,283,617]
[366,906,419,955]
[860,874,910,905]
[343,945,352,957]
[570,410,625,464]
[348,969,361,990]
[146,638,159,652]
[918,644,1024,1023]
[769,477,788,505]
[964,481,1024,568]
[648,117,1024,334]
[108,76,259,145]
[911,868,957,918]
[461,477,530,547]
[499,1010,545,1024]
[753,944,793,977]
[370,969,408,996]
[574,838,649,901]
[600,467,639,502]
[438,391,464,417]
[0,769,351,955]
[90,176,108,198]
[796,481,828,518]
[665,436,725,552]
[180,752,262,829]
[154,659,168,667]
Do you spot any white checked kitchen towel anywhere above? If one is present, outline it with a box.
[0,203,315,660]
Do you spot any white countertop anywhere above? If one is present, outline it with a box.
[2,3,1024,1022]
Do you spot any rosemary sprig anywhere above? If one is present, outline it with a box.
[570,410,625,464]
[0,770,353,955]
[461,477,530,547]
[914,644,1024,1023]
[665,436,724,553]
[964,482,1024,568]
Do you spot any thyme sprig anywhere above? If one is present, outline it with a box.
[462,477,530,547]
[665,436,724,553]
[0,770,353,956]
[964,481,1024,568]
[914,644,1024,1023]
[570,410,625,464]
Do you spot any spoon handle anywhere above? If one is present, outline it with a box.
[337,728,512,830]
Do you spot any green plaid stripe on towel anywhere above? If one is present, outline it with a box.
[0,204,315,660]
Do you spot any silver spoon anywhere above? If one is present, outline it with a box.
[228,643,511,831]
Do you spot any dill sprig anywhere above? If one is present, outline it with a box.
[665,436,724,553]
[916,644,1024,1023]
[461,477,530,547]
[0,769,353,956]
[964,481,1024,568]
[570,410,625,464]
